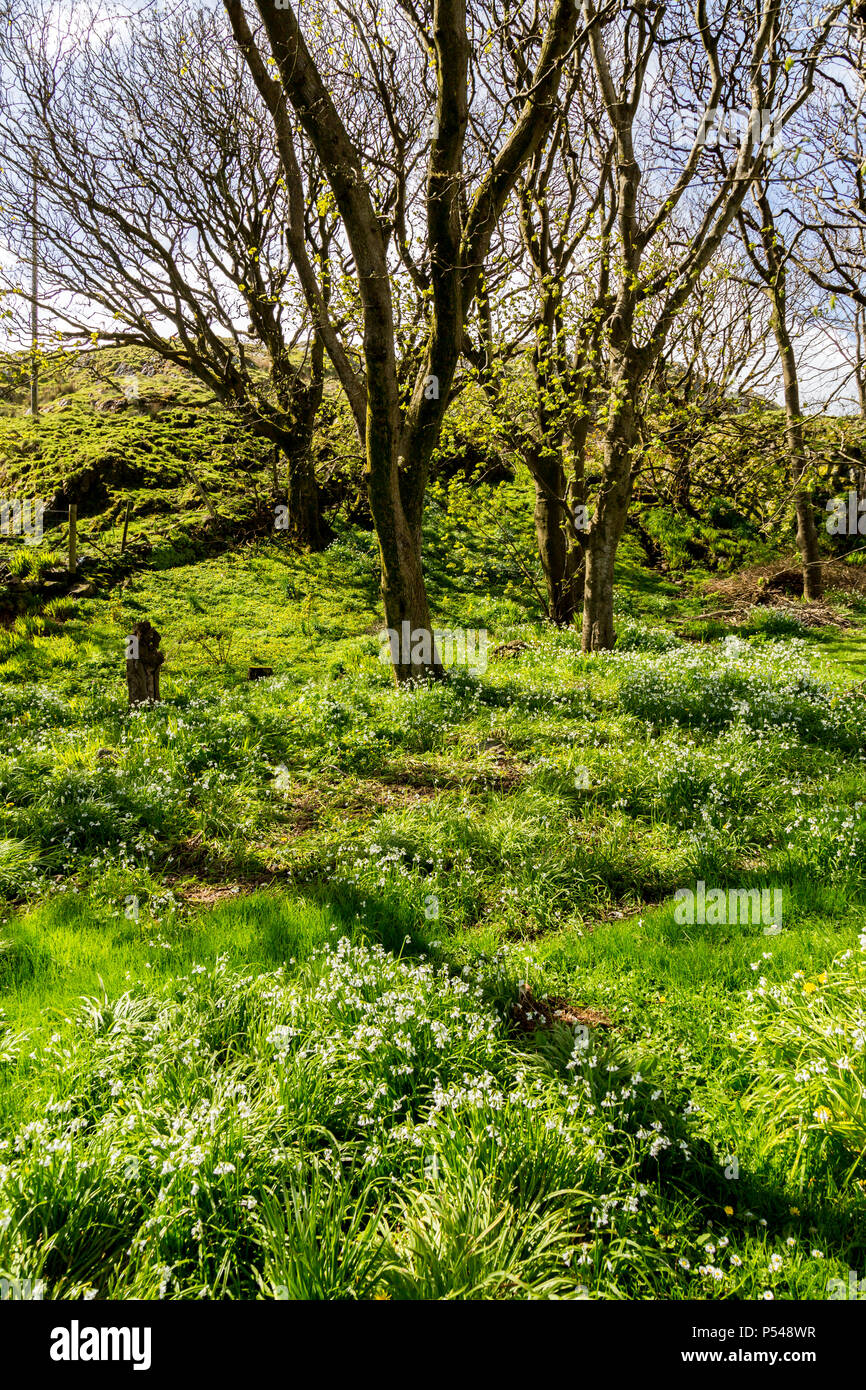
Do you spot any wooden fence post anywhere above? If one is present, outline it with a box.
[68,504,77,574]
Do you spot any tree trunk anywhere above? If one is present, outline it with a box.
[366,423,443,683]
[531,450,577,624]
[284,447,332,551]
[777,334,822,600]
[672,453,692,512]
[272,338,332,551]
[374,497,442,683]
[581,389,637,652]
[793,487,822,600]
[582,526,618,651]
[778,408,820,601]
[567,413,592,614]
[755,190,822,601]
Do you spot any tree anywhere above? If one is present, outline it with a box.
[459,54,613,626]
[644,256,776,516]
[223,0,588,680]
[0,1,336,546]
[738,183,824,597]
[574,0,842,648]
[507,65,613,624]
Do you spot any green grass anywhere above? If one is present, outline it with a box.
[0,474,865,1299]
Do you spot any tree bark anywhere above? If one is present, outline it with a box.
[581,386,637,651]
[377,522,441,683]
[531,450,577,624]
[272,343,332,551]
[284,449,331,550]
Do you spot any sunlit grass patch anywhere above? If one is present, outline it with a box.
[1,530,865,1298]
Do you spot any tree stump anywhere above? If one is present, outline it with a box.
[126,620,165,705]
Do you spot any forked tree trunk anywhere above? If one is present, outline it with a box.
[225,0,581,685]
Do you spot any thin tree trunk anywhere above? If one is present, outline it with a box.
[779,338,823,600]
[768,285,822,598]
[567,412,593,612]
[754,190,822,600]
[581,388,636,651]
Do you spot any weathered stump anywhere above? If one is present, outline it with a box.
[126,620,164,705]
[248,666,273,681]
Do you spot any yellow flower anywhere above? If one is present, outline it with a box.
[814,1107,832,1124]
[658,995,666,1003]
[803,982,816,994]
[724,1206,734,1216]
[789,1207,800,1216]
[817,973,827,984]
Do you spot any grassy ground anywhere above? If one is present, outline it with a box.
[0,488,864,1300]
